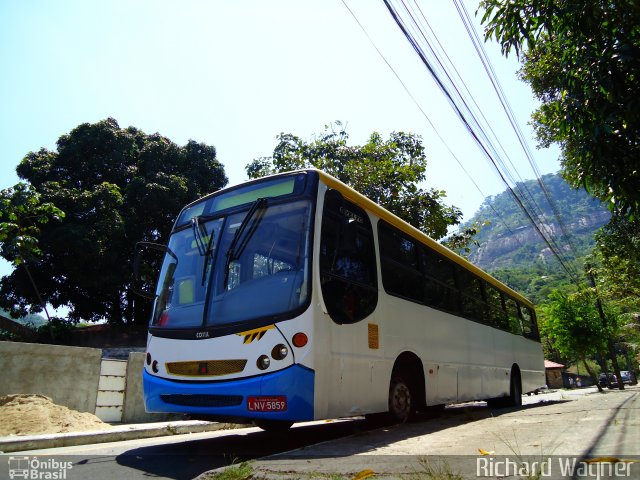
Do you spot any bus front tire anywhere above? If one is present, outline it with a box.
[253,419,294,432]
[388,375,414,423]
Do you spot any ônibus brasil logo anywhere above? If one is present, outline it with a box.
[8,456,73,479]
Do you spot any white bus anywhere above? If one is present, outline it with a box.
[139,169,544,431]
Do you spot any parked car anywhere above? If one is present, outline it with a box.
[599,373,618,388]
[620,371,637,385]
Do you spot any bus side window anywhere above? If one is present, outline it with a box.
[420,248,459,313]
[486,284,508,330]
[378,222,424,304]
[457,268,487,324]
[320,189,378,324]
[521,306,540,341]
[505,296,523,335]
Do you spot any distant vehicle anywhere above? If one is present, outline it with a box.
[599,373,617,388]
[620,371,637,385]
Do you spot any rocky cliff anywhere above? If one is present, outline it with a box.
[462,174,610,272]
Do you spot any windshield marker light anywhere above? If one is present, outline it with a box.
[292,332,308,348]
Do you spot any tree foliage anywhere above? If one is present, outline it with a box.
[0,183,65,321]
[541,291,608,359]
[480,0,640,218]
[540,289,612,388]
[0,118,227,324]
[591,215,640,301]
[246,123,462,240]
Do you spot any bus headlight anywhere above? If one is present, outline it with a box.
[271,344,288,360]
[257,355,271,370]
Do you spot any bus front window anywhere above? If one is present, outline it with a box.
[152,218,223,328]
[207,199,312,326]
[151,199,312,330]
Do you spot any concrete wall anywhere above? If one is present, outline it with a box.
[0,341,102,413]
[0,342,181,423]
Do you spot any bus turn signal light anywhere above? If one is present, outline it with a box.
[292,332,308,348]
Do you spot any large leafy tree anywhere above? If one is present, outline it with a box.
[480,1,640,218]
[246,123,462,240]
[540,290,611,391]
[0,118,227,324]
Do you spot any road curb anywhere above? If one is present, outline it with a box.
[0,420,226,453]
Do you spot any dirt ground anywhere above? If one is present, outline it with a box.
[0,394,109,436]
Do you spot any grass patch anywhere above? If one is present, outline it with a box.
[204,462,254,480]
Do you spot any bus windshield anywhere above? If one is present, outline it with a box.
[151,197,313,330]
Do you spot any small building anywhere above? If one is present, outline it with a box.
[544,359,565,389]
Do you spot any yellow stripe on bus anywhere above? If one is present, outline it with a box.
[237,325,275,344]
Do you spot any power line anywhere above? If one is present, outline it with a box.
[339,0,524,244]
[452,0,581,261]
[380,0,582,285]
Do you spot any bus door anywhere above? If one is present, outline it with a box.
[318,189,382,416]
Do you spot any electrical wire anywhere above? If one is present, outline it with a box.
[339,0,524,244]
[380,0,582,285]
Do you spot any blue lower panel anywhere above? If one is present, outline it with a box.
[143,364,314,422]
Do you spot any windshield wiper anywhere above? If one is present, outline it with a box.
[223,198,268,289]
[191,216,217,285]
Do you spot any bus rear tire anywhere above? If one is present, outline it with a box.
[388,375,414,423]
[507,370,522,407]
[253,419,294,432]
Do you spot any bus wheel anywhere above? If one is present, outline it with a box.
[253,419,294,432]
[388,375,413,423]
[508,371,522,407]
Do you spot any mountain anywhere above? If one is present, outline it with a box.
[461,173,610,304]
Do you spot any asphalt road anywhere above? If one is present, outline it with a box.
[4,386,639,480]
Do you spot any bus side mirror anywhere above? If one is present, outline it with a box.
[133,242,168,300]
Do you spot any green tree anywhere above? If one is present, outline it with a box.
[480,1,640,218]
[0,183,65,322]
[246,123,462,240]
[0,118,227,324]
[589,216,640,369]
[592,215,640,301]
[540,290,609,391]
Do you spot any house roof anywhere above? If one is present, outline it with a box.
[544,360,565,369]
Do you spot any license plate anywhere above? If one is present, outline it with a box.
[247,396,287,412]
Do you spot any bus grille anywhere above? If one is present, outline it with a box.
[165,359,247,377]
[161,394,243,407]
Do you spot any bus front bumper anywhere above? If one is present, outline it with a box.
[143,364,314,422]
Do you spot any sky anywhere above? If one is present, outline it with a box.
[0,0,561,281]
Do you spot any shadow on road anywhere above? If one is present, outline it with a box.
[114,399,569,479]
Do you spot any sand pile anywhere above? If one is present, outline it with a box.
[0,394,110,436]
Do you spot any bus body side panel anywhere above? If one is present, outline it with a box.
[494,328,546,394]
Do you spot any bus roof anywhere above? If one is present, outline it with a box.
[313,169,535,309]
[187,168,534,309]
